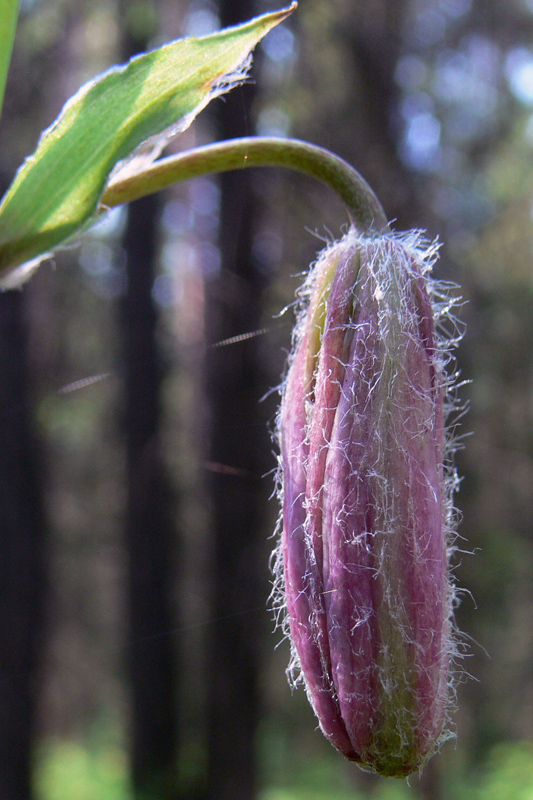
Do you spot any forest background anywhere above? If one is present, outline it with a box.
[0,0,531,799]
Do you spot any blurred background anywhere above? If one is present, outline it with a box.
[0,0,531,798]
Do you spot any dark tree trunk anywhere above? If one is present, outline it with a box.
[202,3,272,799]
[0,289,46,800]
[342,0,420,230]
[204,152,265,800]
[119,11,179,798]
[122,189,178,800]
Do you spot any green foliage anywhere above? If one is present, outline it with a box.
[0,0,19,118]
[472,742,533,800]
[262,789,361,800]
[34,737,533,800]
[35,740,131,800]
[0,5,294,282]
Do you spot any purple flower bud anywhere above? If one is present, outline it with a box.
[274,229,460,777]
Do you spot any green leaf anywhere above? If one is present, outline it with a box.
[0,0,20,121]
[0,3,296,284]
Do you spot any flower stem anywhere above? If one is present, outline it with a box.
[101,137,389,234]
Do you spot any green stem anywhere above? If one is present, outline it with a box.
[101,137,389,234]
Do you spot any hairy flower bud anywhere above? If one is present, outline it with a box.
[274,229,460,778]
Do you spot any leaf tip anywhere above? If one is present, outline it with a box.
[277,2,298,22]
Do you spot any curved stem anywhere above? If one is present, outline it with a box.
[101,137,389,234]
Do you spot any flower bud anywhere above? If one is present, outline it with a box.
[274,229,459,777]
